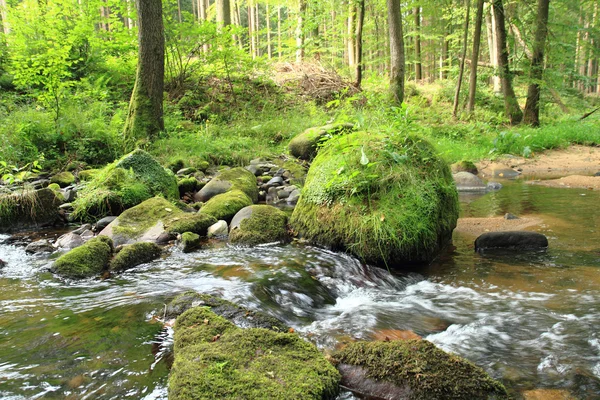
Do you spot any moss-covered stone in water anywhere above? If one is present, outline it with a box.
[334,340,508,400]
[288,123,355,161]
[115,149,179,200]
[51,236,114,279]
[166,213,217,236]
[177,177,197,197]
[50,171,75,188]
[110,242,162,272]
[290,132,458,267]
[169,307,340,400]
[199,190,253,222]
[180,232,200,253]
[451,160,478,175]
[229,205,289,245]
[0,188,63,233]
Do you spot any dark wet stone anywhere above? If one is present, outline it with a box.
[25,239,55,254]
[72,224,92,235]
[453,172,486,192]
[475,231,548,252]
[504,213,519,220]
[595,171,600,177]
[487,182,503,190]
[266,176,284,187]
[94,216,117,232]
[0,259,6,268]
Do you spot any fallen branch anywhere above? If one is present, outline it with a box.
[579,106,600,121]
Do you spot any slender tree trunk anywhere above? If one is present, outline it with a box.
[414,6,422,81]
[387,0,405,104]
[177,0,182,23]
[124,0,165,142]
[523,0,550,126]
[266,3,272,58]
[355,0,365,87]
[255,3,260,56]
[441,36,449,79]
[278,6,282,60]
[347,1,356,66]
[493,0,522,125]
[467,0,484,112]
[249,0,256,58]
[0,0,9,36]
[487,5,501,94]
[296,0,306,62]
[452,0,471,118]
[216,0,231,27]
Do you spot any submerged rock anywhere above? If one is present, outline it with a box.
[168,306,340,400]
[110,242,162,272]
[0,188,63,233]
[51,236,114,279]
[334,340,508,400]
[229,205,289,246]
[475,231,549,252]
[25,239,55,254]
[290,132,458,266]
[288,122,355,161]
[453,171,487,192]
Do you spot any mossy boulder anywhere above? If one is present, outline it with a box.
[290,132,458,267]
[334,340,508,400]
[288,122,355,161]
[451,160,478,175]
[194,167,258,203]
[178,177,198,197]
[51,236,114,279]
[229,205,289,245]
[110,242,162,272]
[168,307,340,400]
[180,232,200,253]
[167,212,217,236]
[0,188,63,233]
[199,190,253,222]
[165,291,288,331]
[77,169,100,181]
[50,171,75,188]
[72,150,178,221]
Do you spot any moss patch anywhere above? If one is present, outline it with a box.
[215,167,259,202]
[290,132,458,266]
[178,177,198,197]
[0,188,62,233]
[229,205,289,245]
[51,236,114,279]
[288,123,355,161]
[166,212,217,236]
[200,190,253,222]
[110,242,162,272]
[181,232,200,253]
[169,307,340,400]
[451,160,478,175]
[77,169,100,181]
[115,149,179,199]
[334,340,508,400]
[110,197,181,240]
[50,171,75,187]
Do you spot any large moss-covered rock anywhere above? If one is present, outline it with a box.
[229,205,289,245]
[334,340,508,400]
[290,132,458,266]
[168,307,340,400]
[194,167,258,203]
[50,171,75,188]
[51,236,114,279]
[199,190,253,222]
[110,242,162,272]
[72,150,178,221]
[288,123,355,161]
[180,232,200,253]
[166,212,217,236]
[0,188,63,233]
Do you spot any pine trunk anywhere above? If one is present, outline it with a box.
[296,0,306,62]
[452,0,471,118]
[387,0,405,104]
[467,0,484,112]
[355,0,365,87]
[414,7,422,81]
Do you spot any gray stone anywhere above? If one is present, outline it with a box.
[54,232,84,250]
[176,167,197,176]
[267,186,279,202]
[487,182,503,190]
[453,172,487,192]
[286,189,301,205]
[504,213,519,220]
[194,179,232,202]
[0,259,6,268]
[80,229,94,241]
[95,216,117,231]
[277,190,290,199]
[207,220,228,238]
[266,176,284,187]
[475,231,548,252]
[59,203,73,211]
[72,224,92,235]
[283,185,298,193]
[245,165,261,176]
[25,239,55,254]
[492,168,521,178]
[63,189,77,203]
[595,171,600,177]
[156,231,176,244]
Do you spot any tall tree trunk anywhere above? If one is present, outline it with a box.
[493,0,522,125]
[347,1,356,66]
[249,0,256,58]
[0,0,9,36]
[216,0,231,28]
[177,0,182,24]
[486,5,501,94]
[278,6,282,59]
[467,0,484,112]
[296,0,306,62]
[255,3,260,56]
[523,0,550,126]
[387,0,405,104]
[124,0,165,142]
[414,6,422,81]
[266,3,272,58]
[452,0,471,118]
[355,0,365,87]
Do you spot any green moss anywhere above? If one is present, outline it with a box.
[451,160,478,175]
[169,308,340,400]
[200,190,253,222]
[112,197,181,240]
[181,232,201,253]
[50,171,75,188]
[288,123,355,161]
[110,242,162,272]
[51,236,114,279]
[290,132,458,266]
[169,159,185,173]
[195,160,210,172]
[78,169,100,181]
[166,213,217,236]
[0,188,62,233]
[215,167,259,202]
[177,177,197,197]
[260,175,273,183]
[229,205,289,245]
[282,159,308,186]
[334,340,508,400]
[115,149,179,200]
[48,183,61,192]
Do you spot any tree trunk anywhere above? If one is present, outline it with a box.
[216,0,231,28]
[255,3,260,56]
[347,1,356,66]
[296,0,306,62]
[523,0,550,126]
[452,0,471,118]
[249,0,256,58]
[277,6,282,59]
[492,0,522,125]
[124,0,165,142]
[177,0,182,24]
[355,0,365,87]
[0,0,9,36]
[414,6,422,81]
[387,0,405,104]
[486,5,501,94]
[266,3,272,59]
[467,0,484,112]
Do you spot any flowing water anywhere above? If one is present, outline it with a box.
[1,181,599,399]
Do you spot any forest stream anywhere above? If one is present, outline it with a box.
[1,180,599,399]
